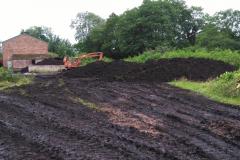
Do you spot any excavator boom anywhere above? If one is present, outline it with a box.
[63,52,104,69]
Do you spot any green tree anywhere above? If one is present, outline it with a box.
[73,1,240,57]
[197,25,240,50]
[21,26,52,42]
[78,0,215,58]
[101,13,121,57]
[117,8,143,57]
[83,25,105,53]
[184,6,206,46]
[48,35,75,57]
[71,12,105,41]
[211,9,240,38]
[113,0,197,57]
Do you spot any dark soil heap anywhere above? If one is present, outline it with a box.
[63,58,237,82]
[36,58,64,65]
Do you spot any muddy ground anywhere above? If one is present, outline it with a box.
[36,58,64,65]
[0,58,240,160]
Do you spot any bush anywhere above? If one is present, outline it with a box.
[0,68,15,81]
[209,70,240,98]
[0,67,32,90]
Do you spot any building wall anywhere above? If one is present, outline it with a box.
[12,60,32,69]
[2,34,48,68]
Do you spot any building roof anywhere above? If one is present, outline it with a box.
[11,54,49,60]
[2,34,48,44]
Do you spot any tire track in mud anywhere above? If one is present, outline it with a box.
[0,94,173,160]
[0,95,133,159]
[65,80,240,160]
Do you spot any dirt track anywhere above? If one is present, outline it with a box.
[0,74,240,160]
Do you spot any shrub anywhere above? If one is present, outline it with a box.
[0,68,15,81]
[0,67,32,90]
[209,70,240,98]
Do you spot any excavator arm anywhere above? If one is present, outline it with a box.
[63,52,104,69]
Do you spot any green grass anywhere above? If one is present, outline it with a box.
[0,68,32,90]
[170,70,240,106]
[125,49,240,68]
[70,97,99,111]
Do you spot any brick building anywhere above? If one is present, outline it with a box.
[2,34,49,70]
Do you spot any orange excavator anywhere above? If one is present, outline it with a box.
[63,52,104,69]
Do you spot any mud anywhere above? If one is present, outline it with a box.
[0,58,240,159]
[0,75,239,160]
[63,58,236,82]
[36,58,63,65]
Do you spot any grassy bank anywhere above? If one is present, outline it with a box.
[125,49,240,68]
[0,68,32,90]
[170,70,240,106]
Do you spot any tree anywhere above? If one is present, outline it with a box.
[80,0,240,58]
[71,12,105,41]
[101,13,121,57]
[195,9,240,50]
[184,6,206,46]
[83,25,105,53]
[197,25,240,50]
[21,26,52,42]
[80,0,204,58]
[48,35,75,57]
[211,9,240,38]
[115,0,196,56]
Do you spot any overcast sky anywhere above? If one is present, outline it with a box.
[1,0,240,43]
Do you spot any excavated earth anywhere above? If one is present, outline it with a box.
[36,58,64,65]
[63,58,236,82]
[0,58,240,160]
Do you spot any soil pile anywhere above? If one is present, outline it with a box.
[36,58,63,65]
[63,58,236,82]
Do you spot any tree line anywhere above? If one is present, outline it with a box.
[23,0,240,58]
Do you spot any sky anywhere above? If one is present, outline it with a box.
[0,0,240,43]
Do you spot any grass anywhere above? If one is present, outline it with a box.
[0,68,32,90]
[170,70,240,106]
[125,49,240,68]
[170,81,240,106]
[73,97,99,110]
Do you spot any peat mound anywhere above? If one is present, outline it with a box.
[63,58,237,82]
[36,58,63,65]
